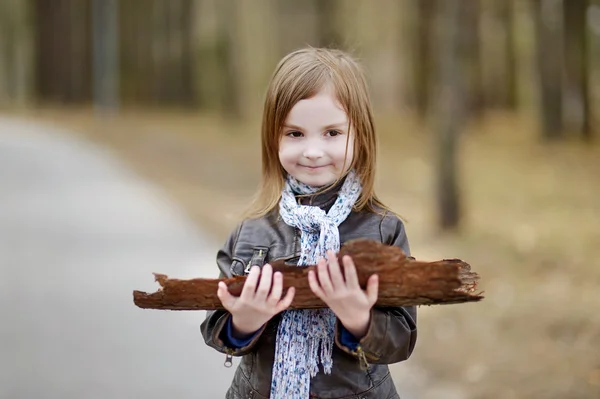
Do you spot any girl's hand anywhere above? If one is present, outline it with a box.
[217,263,295,338]
[308,250,378,339]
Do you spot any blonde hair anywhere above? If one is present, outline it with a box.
[244,47,390,219]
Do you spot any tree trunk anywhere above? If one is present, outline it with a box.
[563,0,591,140]
[0,0,34,106]
[216,0,241,118]
[434,0,465,230]
[134,0,154,104]
[414,0,436,119]
[33,0,92,104]
[0,1,13,104]
[179,0,196,107]
[479,0,517,110]
[92,0,119,113]
[463,0,484,117]
[534,0,563,140]
[503,0,518,109]
[133,239,483,311]
[151,0,168,105]
[71,0,91,104]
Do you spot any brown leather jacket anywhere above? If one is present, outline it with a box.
[200,188,417,399]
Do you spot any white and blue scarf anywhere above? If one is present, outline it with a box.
[270,170,362,398]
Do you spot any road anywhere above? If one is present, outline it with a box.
[0,117,235,399]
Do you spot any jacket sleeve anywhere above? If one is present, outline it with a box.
[334,214,418,365]
[200,222,268,357]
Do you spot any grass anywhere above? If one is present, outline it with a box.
[9,106,600,398]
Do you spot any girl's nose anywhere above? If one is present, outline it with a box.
[302,146,324,159]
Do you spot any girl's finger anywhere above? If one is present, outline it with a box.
[366,274,379,306]
[317,257,334,294]
[308,270,325,299]
[275,286,295,313]
[342,255,359,288]
[268,271,283,305]
[240,266,260,301]
[327,250,345,290]
[255,264,273,301]
[217,281,235,310]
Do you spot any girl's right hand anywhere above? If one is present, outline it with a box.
[217,263,295,338]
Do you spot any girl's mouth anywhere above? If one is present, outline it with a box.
[301,164,328,170]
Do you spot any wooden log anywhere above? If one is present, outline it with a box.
[132,239,484,310]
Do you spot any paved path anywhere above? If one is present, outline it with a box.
[0,117,236,398]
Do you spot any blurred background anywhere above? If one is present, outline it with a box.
[0,0,599,398]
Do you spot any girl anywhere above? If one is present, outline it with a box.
[201,47,417,399]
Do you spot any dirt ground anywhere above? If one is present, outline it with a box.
[11,106,600,398]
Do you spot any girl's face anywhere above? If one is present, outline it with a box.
[278,87,354,187]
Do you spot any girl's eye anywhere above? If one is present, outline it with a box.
[286,131,303,138]
[326,130,342,137]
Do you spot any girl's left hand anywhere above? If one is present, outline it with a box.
[308,250,378,339]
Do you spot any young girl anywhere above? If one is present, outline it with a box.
[201,47,417,399]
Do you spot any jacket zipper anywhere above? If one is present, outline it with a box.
[353,345,370,370]
[224,348,234,368]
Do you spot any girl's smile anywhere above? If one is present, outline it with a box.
[300,164,331,170]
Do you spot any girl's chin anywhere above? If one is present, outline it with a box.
[293,173,337,187]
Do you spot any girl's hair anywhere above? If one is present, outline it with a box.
[244,47,390,219]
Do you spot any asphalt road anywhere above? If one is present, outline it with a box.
[0,117,236,399]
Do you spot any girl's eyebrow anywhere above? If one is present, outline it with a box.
[283,121,348,130]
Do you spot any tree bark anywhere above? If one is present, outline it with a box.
[133,239,483,311]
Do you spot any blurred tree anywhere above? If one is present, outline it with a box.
[115,0,197,108]
[414,0,436,119]
[481,0,517,110]
[152,0,174,105]
[215,0,241,118]
[119,0,149,103]
[92,0,119,113]
[0,0,33,106]
[179,0,196,107]
[335,0,403,113]
[195,0,248,117]
[234,0,280,119]
[154,0,196,107]
[276,0,320,57]
[316,0,342,48]
[34,0,92,104]
[502,0,518,109]
[533,0,563,140]
[462,0,484,117]
[435,0,466,230]
[563,0,591,140]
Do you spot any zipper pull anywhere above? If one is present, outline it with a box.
[245,248,268,274]
[224,349,233,368]
[356,346,369,370]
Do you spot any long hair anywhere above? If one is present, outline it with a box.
[244,47,390,219]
